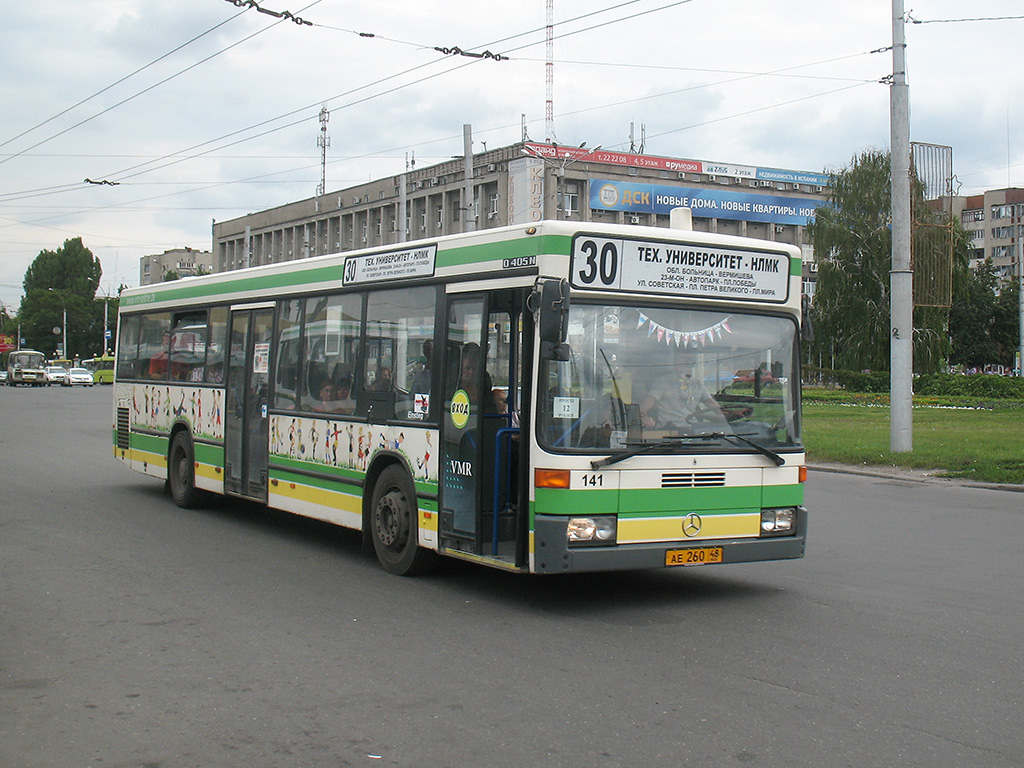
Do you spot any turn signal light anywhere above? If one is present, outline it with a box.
[535,468,571,489]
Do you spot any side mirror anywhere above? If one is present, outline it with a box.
[534,278,571,361]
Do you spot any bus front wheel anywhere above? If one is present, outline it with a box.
[168,431,202,509]
[370,465,435,576]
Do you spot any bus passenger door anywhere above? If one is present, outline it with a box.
[439,290,523,560]
[440,297,486,551]
[224,306,274,501]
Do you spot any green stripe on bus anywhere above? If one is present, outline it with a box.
[194,442,224,465]
[131,432,168,453]
[269,466,438,511]
[534,484,772,517]
[762,483,804,507]
[438,235,571,267]
[121,264,346,306]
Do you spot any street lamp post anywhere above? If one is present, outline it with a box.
[49,288,67,360]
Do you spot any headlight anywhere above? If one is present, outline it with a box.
[567,516,617,546]
[760,507,796,536]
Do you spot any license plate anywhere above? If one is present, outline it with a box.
[665,546,724,567]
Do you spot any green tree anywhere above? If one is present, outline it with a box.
[18,238,104,359]
[950,258,1004,368]
[23,237,101,299]
[807,150,964,374]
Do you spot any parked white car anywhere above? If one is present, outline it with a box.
[45,366,68,385]
[63,367,95,387]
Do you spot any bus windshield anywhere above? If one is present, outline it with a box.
[538,303,800,455]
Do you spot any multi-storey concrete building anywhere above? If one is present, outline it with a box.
[140,247,215,286]
[951,187,1024,282]
[211,141,829,297]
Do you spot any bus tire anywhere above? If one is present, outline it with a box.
[369,465,435,576]
[168,431,203,509]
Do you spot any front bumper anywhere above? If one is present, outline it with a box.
[532,506,808,574]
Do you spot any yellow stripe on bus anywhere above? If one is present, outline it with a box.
[618,512,760,542]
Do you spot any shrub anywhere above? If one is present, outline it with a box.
[916,373,1024,399]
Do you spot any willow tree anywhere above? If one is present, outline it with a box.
[807,149,954,374]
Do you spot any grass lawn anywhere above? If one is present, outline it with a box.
[801,396,1024,485]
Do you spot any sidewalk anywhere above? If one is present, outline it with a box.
[808,461,1024,493]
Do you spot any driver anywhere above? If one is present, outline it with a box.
[639,357,722,429]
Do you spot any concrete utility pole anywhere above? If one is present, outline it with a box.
[890,0,913,452]
[463,124,476,233]
[1018,240,1024,374]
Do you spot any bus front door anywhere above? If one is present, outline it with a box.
[439,290,523,562]
[224,306,274,501]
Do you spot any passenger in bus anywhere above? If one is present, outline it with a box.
[334,376,355,413]
[207,359,224,383]
[458,343,494,410]
[412,339,433,395]
[639,357,724,429]
[492,387,519,428]
[371,366,393,392]
[313,377,355,414]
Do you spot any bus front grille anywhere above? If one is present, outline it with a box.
[116,407,130,450]
[661,472,726,488]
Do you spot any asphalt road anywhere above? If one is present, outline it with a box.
[1,384,1021,768]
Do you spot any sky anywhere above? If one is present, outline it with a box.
[2,0,1023,312]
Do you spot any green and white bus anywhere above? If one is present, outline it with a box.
[113,219,808,575]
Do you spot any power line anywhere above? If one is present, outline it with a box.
[0,1,323,169]
[908,14,1024,24]
[0,10,246,152]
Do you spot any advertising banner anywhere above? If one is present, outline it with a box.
[507,156,544,224]
[589,179,818,226]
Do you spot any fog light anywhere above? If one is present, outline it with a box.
[761,507,796,536]
[567,516,617,546]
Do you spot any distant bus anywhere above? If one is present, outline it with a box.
[83,355,115,384]
[7,349,47,386]
[113,220,808,575]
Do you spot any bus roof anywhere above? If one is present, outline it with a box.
[119,220,801,313]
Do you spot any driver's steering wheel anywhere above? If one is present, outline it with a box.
[686,403,722,424]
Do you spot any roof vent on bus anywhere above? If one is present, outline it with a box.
[670,207,693,231]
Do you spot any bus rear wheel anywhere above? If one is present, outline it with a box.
[370,465,435,576]
[168,431,203,509]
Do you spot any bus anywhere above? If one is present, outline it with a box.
[7,349,47,386]
[83,355,115,384]
[112,219,808,575]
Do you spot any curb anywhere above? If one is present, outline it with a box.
[808,462,1024,493]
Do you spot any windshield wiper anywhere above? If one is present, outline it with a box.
[706,431,785,466]
[590,439,689,469]
[590,432,786,470]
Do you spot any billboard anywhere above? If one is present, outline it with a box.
[589,179,819,226]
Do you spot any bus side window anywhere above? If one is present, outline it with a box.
[274,299,303,409]
[363,286,437,420]
[301,294,360,413]
[168,310,208,382]
[116,315,141,380]
[205,306,228,384]
[139,312,171,381]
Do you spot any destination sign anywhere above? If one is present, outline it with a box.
[343,245,436,285]
[570,235,790,303]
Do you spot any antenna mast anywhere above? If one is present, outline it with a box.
[545,0,554,142]
[317,104,330,196]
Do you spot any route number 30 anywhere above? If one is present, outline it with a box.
[574,239,619,287]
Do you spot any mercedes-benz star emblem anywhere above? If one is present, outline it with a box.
[682,513,702,537]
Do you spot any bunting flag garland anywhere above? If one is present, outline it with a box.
[636,312,733,347]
